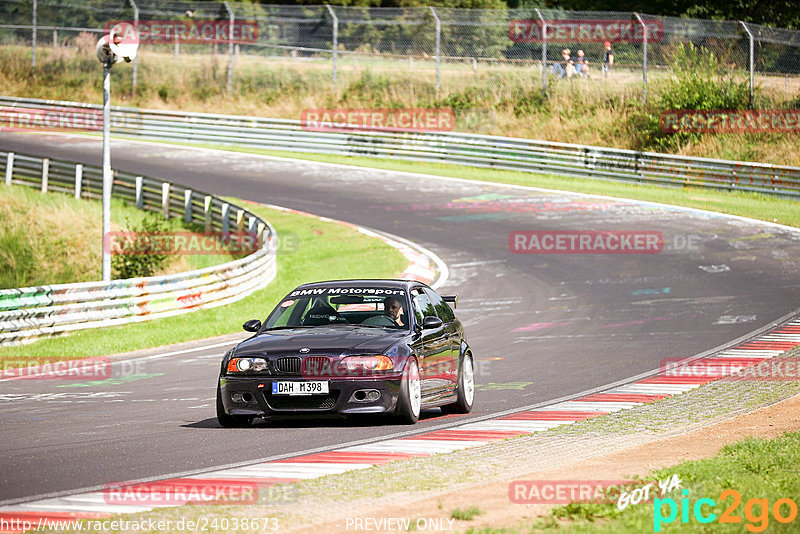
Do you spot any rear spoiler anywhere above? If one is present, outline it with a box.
[442,295,458,308]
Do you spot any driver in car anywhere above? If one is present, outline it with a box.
[383,296,405,327]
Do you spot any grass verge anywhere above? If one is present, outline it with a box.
[0,201,407,359]
[0,184,232,288]
[481,430,800,533]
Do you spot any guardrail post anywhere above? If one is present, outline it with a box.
[740,21,754,109]
[184,189,193,224]
[5,153,13,185]
[52,29,56,47]
[236,208,245,231]
[41,158,49,193]
[135,176,143,209]
[326,4,338,87]
[224,1,234,93]
[174,32,179,60]
[634,13,647,103]
[221,202,230,237]
[161,182,170,219]
[248,214,257,234]
[204,195,212,232]
[74,164,83,199]
[535,9,547,95]
[32,0,36,68]
[129,0,138,91]
[430,7,441,94]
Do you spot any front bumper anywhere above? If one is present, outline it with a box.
[219,374,403,417]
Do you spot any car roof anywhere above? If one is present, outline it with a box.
[294,279,429,291]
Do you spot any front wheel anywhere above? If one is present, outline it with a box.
[216,384,253,427]
[395,358,421,424]
[442,352,474,414]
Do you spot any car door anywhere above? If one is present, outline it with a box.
[424,288,460,395]
[410,287,449,403]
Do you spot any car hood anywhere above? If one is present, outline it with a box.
[234,326,408,357]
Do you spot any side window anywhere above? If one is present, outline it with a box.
[424,288,455,323]
[411,288,435,325]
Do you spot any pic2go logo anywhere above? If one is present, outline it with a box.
[654,489,798,532]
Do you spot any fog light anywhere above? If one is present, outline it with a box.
[231,392,244,403]
[366,390,380,401]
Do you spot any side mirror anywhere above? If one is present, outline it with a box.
[422,316,443,329]
[242,319,262,332]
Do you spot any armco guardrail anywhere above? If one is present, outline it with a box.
[2,96,799,199]
[0,149,277,346]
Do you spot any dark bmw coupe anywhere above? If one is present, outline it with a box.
[217,279,474,426]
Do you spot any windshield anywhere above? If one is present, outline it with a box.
[263,287,411,330]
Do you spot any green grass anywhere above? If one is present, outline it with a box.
[0,184,233,288]
[4,44,800,166]
[0,202,407,359]
[451,506,484,521]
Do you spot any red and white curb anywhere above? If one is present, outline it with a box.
[2,318,799,531]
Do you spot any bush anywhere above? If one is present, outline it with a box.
[111,214,171,279]
[631,43,752,151]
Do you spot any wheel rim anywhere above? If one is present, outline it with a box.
[463,354,474,406]
[408,360,421,417]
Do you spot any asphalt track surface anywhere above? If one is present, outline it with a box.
[1,132,799,503]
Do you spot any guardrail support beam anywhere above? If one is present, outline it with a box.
[135,176,143,209]
[204,195,212,232]
[41,158,49,193]
[75,164,83,199]
[161,182,171,219]
[5,153,13,185]
[184,189,193,224]
[221,202,230,235]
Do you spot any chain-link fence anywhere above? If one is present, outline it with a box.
[2,0,800,102]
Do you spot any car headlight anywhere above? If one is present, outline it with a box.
[341,355,394,374]
[227,357,268,373]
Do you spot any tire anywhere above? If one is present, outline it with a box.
[442,352,474,415]
[216,384,253,428]
[395,358,421,424]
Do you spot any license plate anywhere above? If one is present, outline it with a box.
[271,381,329,396]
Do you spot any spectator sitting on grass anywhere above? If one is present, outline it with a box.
[574,49,590,78]
[550,49,574,78]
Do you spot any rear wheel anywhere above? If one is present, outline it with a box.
[442,352,474,414]
[395,358,421,424]
[216,384,253,428]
